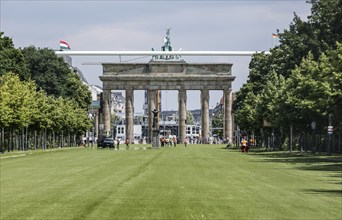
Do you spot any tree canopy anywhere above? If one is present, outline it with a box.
[21,46,91,108]
[0,72,92,134]
[234,0,342,139]
[0,33,92,151]
[0,32,29,80]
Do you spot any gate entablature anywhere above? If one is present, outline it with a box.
[100,61,235,90]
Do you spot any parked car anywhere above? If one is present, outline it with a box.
[98,137,115,148]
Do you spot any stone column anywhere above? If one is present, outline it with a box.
[178,88,187,144]
[103,89,111,137]
[95,113,99,141]
[223,89,233,144]
[125,87,134,144]
[148,90,157,142]
[201,89,210,144]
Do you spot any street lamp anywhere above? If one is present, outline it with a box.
[210,113,214,138]
[87,102,95,149]
[87,113,95,149]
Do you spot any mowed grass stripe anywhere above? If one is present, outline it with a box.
[1,145,341,219]
[1,148,164,219]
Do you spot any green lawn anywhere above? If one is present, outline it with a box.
[1,145,341,220]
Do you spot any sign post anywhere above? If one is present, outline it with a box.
[327,114,333,155]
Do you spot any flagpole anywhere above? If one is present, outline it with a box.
[271,32,279,48]
[276,29,280,46]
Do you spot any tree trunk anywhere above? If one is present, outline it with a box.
[289,125,293,152]
[37,130,40,150]
[52,131,55,148]
[16,133,19,151]
[21,128,24,151]
[300,132,304,153]
[52,131,54,148]
[0,127,4,153]
[34,130,37,150]
[8,128,10,152]
[272,129,275,151]
[73,134,77,147]
[25,127,28,150]
[61,131,64,148]
[43,128,47,149]
[39,130,43,150]
[8,128,11,152]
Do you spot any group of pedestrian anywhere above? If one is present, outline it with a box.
[160,135,177,147]
[115,138,129,150]
[113,135,193,150]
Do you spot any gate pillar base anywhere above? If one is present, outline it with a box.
[152,130,160,148]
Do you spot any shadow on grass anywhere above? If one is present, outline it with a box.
[244,149,342,197]
[246,149,342,172]
[302,189,342,197]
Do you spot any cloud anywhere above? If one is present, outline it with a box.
[1,0,311,111]
[66,23,159,51]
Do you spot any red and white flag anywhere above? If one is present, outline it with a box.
[60,40,71,50]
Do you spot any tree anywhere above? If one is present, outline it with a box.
[0,73,14,128]
[0,32,29,80]
[186,110,194,125]
[21,46,91,109]
[0,33,92,151]
[258,71,287,128]
[212,112,223,137]
[234,91,260,133]
[0,72,92,151]
[65,71,91,109]
[308,0,342,51]
[285,46,342,131]
[0,72,37,129]
[233,0,342,151]
[32,90,54,131]
[21,46,71,98]
[0,72,39,151]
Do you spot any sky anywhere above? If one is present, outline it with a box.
[1,0,312,113]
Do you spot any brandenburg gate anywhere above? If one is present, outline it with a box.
[55,30,266,145]
[100,60,235,144]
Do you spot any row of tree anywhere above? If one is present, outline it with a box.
[0,32,92,152]
[233,0,342,151]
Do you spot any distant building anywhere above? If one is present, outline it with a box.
[143,90,149,116]
[111,92,125,117]
[212,93,236,117]
[73,67,88,85]
[59,54,72,66]
[58,54,89,86]
[89,85,102,101]
[213,97,224,117]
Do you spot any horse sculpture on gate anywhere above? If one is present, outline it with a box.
[151,28,182,61]
[162,28,172,52]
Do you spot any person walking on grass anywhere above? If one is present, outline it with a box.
[173,135,177,147]
[166,137,170,147]
[125,139,129,150]
[117,138,120,150]
[241,138,247,152]
[184,137,188,147]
